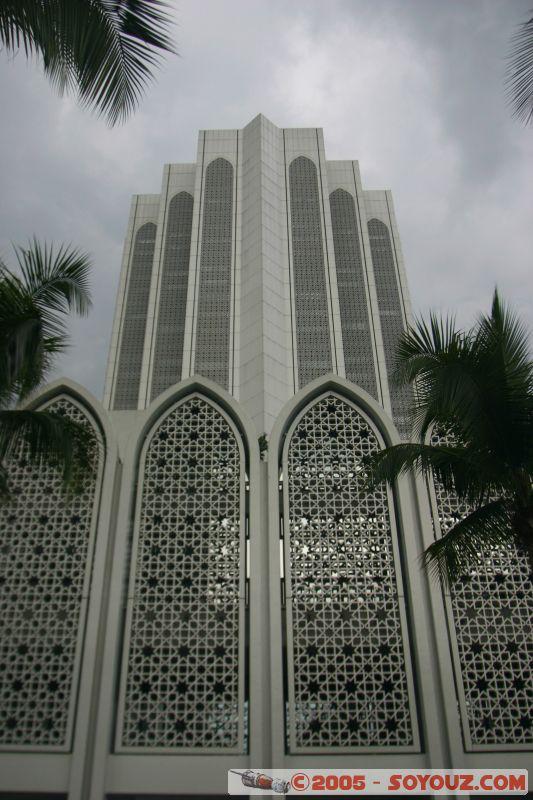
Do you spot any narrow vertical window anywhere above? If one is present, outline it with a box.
[114,222,156,409]
[330,189,377,397]
[195,158,234,389]
[367,219,412,438]
[151,192,194,400]
[289,156,332,387]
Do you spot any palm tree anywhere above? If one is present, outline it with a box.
[366,290,533,587]
[0,0,176,125]
[0,238,93,498]
[506,9,533,126]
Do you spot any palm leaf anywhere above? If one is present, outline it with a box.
[422,498,516,588]
[0,239,92,401]
[14,238,92,319]
[364,441,504,504]
[0,0,177,125]
[391,315,489,443]
[506,10,533,126]
[0,408,95,496]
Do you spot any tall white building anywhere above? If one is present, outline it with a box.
[0,115,531,799]
[104,113,412,437]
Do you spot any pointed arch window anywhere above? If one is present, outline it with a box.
[289,156,332,386]
[195,158,234,389]
[330,189,377,396]
[429,429,533,749]
[281,392,419,751]
[117,394,247,752]
[367,218,412,437]
[0,396,105,749]
[114,221,157,409]
[151,192,194,400]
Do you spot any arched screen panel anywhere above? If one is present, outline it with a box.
[0,396,104,750]
[282,392,419,752]
[116,394,247,753]
[282,392,419,753]
[430,430,533,750]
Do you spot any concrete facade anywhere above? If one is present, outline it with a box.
[104,115,412,437]
[1,116,532,799]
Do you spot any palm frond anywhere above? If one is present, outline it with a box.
[0,0,177,125]
[392,316,488,443]
[422,498,515,588]
[0,408,95,493]
[0,1,42,57]
[14,238,92,318]
[506,10,533,126]
[0,239,92,401]
[393,312,462,387]
[365,441,501,502]
[471,290,533,465]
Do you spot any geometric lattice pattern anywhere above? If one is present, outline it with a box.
[284,393,417,750]
[330,189,377,398]
[431,433,533,748]
[289,157,333,387]
[151,192,194,401]
[195,159,233,390]
[367,219,412,439]
[118,396,245,750]
[0,397,102,749]
[113,222,157,409]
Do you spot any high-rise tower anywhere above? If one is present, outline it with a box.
[104,114,412,437]
[1,116,531,799]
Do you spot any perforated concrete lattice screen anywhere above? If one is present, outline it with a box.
[0,397,103,749]
[430,432,533,749]
[289,157,332,387]
[151,192,194,401]
[117,395,246,752]
[330,189,377,398]
[114,222,157,409]
[194,158,233,389]
[283,393,419,752]
[367,219,412,439]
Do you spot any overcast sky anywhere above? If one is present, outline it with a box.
[1,0,531,401]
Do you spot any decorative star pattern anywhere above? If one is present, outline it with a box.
[120,397,244,749]
[432,430,533,746]
[285,394,416,748]
[0,398,101,747]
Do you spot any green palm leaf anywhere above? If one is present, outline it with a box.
[0,408,95,498]
[0,239,93,500]
[366,289,533,586]
[0,239,91,403]
[506,10,533,126]
[0,0,176,125]
[422,499,516,588]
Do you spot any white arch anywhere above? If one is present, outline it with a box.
[1,377,121,799]
[89,375,268,785]
[269,373,401,463]
[266,374,454,765]
[132,374,259,464]
[22,376,118,449]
